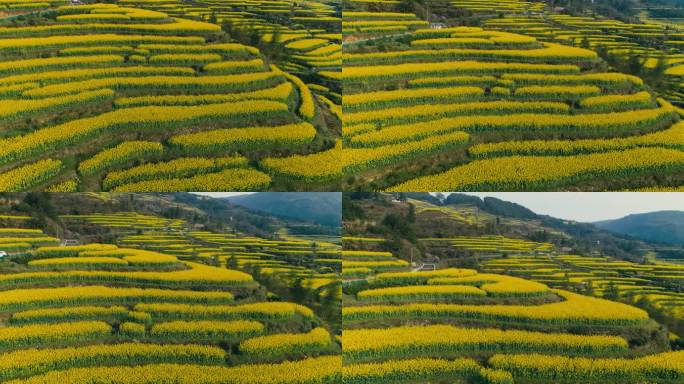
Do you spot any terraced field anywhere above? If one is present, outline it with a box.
[0,0,341,191]
[451,1,684,105]
[342,3,684,191]
[118,0,342,99]
[61,212,186,231]
[421,235,553,254]
[409,198,482,225]
[0,227,59,255]
[480,252,684,341]
[4,0,683,192]
[179,0,341,93]
[343,10,427,38]
[342,236,684,383]
[87,0,344,185]
[0,214,341,382]
[58,212,342,301]
[119,0,343,156]
[342,249,409,279]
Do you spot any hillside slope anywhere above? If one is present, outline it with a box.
[345,192,683,263]
[0,193,339,240]
[0,197,341,382]
[341,192,684,383]
[224,192,342,228]
[595,210,684,245]
[0,0,341,191]
[342,4,684,191]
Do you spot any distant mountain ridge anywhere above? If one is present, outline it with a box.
[0,192,336,241]
[223,192,341,228]
[595,210,684,245]
[398,193,684,257]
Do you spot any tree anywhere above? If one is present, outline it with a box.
[251,266,262,281]
[265,26,283,61]
[595,45,610,64]
[604,281,620,301]
[628,52,643,76]
[585,279,595,296]
[15,193,57,229]
[580,36,590,49]
[653,55,667,77]
[650,55,668,87]
[382,212,416,242]
[19,193,56,219]
[290,277,309,302]
[319,283,341,333]
[227,256,238,270]
[407,204,415,223]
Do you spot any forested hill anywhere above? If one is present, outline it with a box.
[349,193,679,262]
[595,210,684,245]
[0,193,338,239]
[223,192,342,228]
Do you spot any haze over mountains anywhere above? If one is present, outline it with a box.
[0,193,340,240]
[595,211,684,246]
[409,192,684,248]
[223,192,342,228]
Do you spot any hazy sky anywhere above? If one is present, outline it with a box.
[451,193,684,222]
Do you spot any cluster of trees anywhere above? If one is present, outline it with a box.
[172,193,293,238]
[642,0,684,18]
[590,43,672,93]
[240,261,341,334]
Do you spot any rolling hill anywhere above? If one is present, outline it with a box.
[0,192,342,382]
[0,0,341,191]
[595,210,684,245]
[342,192,684,383]
[340,0,684,191]
[224,192,342,228]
